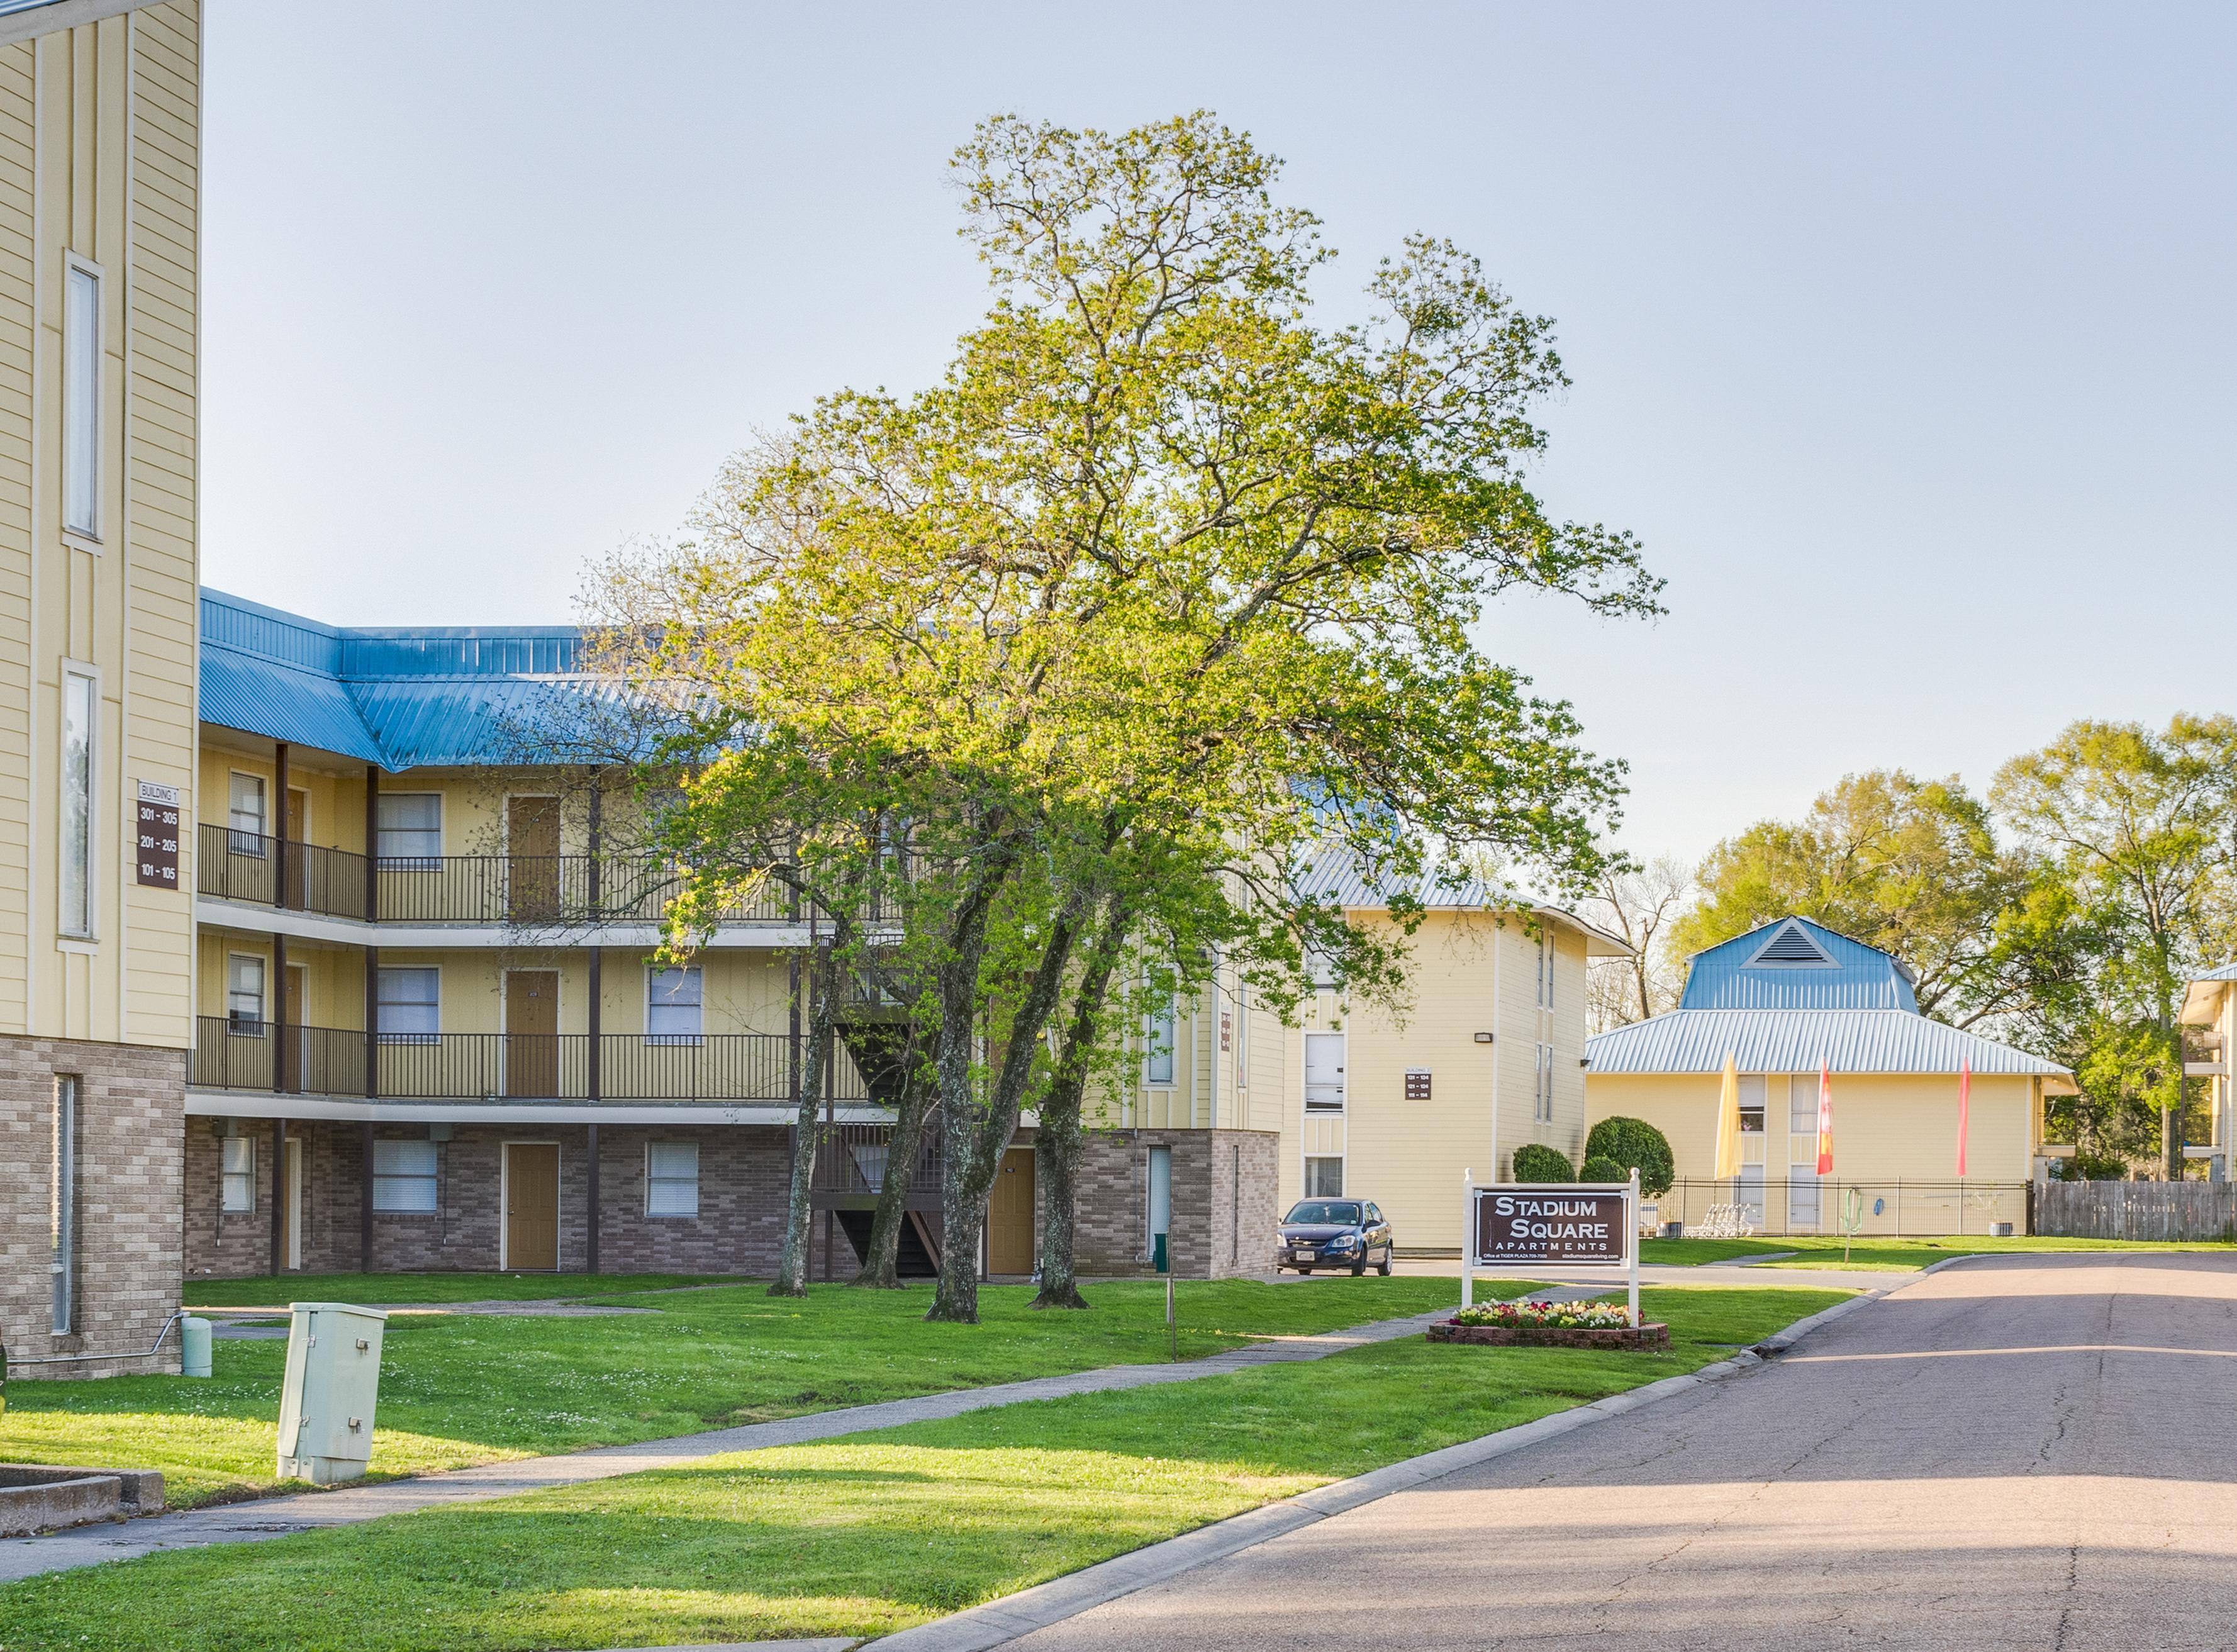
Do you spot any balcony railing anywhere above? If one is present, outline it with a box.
[811,1119,942,1200]
[190,1017,873,1103]
[196,824,806,927]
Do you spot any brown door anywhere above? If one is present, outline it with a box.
[507,796,561,921]
[505,1142,559,1270]
[989,1146,1035,1275]
[505,970,560,1097]
[284,788,310,908]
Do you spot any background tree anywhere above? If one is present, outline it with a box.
[1582,855,1692,1031]
[1992,715,2237,1178]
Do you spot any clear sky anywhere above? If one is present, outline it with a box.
[201,1,2237,870]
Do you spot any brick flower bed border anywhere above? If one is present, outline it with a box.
[1428,1320,1670,1352]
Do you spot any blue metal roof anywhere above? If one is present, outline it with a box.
[1586,1009,2070,1079]
[199,589,622,772]
[1679,917,1919,1013]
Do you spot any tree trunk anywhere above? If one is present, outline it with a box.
[854,1058,932,1289]
[1032,897,1128,1311]
[769,927,842,1297]
[927,885,1085,1324]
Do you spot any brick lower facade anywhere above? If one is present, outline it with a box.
[0,1037,186,1379]
[1072,1127,1280,1280]
[184,1120,796,1278]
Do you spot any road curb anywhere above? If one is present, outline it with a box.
[867,1314,1826,1651]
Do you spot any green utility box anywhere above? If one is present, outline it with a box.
[276,1302,389,1485]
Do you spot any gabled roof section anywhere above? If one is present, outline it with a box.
[1293,845,1632,957]
[1680,915,1919,1013]
[199,589,624,773]
[1585,1008,2072,1083]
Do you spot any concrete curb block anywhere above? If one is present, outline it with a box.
[867,1332,1806,1650]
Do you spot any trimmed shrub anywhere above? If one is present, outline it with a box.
[1584,1115,1676,1198]
[1511,1143,1574,1183]
[1580,1154,1627,1185]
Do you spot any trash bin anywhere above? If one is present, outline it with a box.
[1988,1220,2014,1238]
[181,1316,212,1378]
[275,1302,389,1485]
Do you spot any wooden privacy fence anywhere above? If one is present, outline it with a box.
[2034,1180,2237,1242]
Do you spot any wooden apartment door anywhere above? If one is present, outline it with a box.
[505,971,561,1097]
[988,1146,1035,1275]
[505,1143,559,1270]
[507,796,561,922]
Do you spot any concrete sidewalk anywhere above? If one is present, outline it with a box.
[1,1293,1609,1584]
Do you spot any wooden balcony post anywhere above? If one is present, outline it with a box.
[272,932,290,1093]
[269,1115,286,1277]
[364,944,380,1101]
[587,943,602,1276]
[364,764,380,922]
[360,1119,374,1270]
[274,742,290,910]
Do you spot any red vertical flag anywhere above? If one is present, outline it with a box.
[1956,1060,1972,1176]
[1816,1061,1834,1176]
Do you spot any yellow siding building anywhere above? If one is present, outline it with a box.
[0,0,199,1378]
[1585,917,2072,1237]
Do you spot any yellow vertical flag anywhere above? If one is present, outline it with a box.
[1712,1050,1743,1180]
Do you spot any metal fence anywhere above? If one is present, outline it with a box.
[810,1119,942,1200]
[2035,1179,2237,1242]
[189,1017,871,1103]
[1654,1177,2031,1237]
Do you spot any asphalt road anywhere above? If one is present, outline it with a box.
[1001,1253,2237,1651]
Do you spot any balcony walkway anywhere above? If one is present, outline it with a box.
[0,1295,1541,1584]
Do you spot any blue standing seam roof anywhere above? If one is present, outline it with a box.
[1585,1009,2070,1078]
[198,588,625,772]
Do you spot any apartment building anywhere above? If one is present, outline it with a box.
[1275,857,1631,1254]
[0,0,200,1379]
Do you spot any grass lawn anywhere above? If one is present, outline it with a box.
[184,1271,742,1308]
[0,1276,1472,1509]
[0,1285,1844,1652]
[1642,1233,2236,1270]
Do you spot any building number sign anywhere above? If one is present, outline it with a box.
[135,779,181,889]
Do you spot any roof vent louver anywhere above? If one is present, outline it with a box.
[1747,920,1835,969]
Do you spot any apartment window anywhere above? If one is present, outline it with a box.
[220,1136,256,1213]
[1535,1042,1555,1123]
[372,1139,439,1212]
[59,668,94,937]
[377,968,440,1044]
[1303,1031,1346,1112]
[228,954,267,1033]
[1537,932,1554,1010]
[645,966,703,1044]
[377,793,443,869]
[1305,1155,1344,1197]
[1144,995,1176,1086]
[51,1077,78,1333]
[227,773,267,851]
[646,1141,700,1217]
[1788,1073,1818,1137]
[1738,1073,1766,1133]
[64,262,98,539]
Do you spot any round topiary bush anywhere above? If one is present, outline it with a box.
[1583,1115,1676,1198]
[1511,1143,1574,1183]
[1580,1153,1627,1184]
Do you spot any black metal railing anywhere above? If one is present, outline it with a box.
[1655,1176,2029,1238]
[190,1017,872,1103]
[197,824,810,927]
[810,1119,942,1198]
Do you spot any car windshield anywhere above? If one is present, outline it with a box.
[1285,1201,1362,1225]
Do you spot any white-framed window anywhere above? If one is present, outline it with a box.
[221,1136,256,1213]
[63,259,99,540]
[377,793,443,868]
[227,953,266,1032]
[646,1141,700,1217]
[50,1076,78,1334]
[1144,994,1176,1086]
[1738,1073,1766,1133]
[372,1139,439,1212]
[59,666,95,937]
[645,966,703,1044]
[1788,1073,1817,1137]
[1305,1154,1344,1197]
[227,772,267,851]
[1537,930,1553,1010]
[377,968,440,1044]
[1303,1030,1345,1112]
[1534,1041,1553,1122]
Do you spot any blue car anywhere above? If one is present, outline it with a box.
[1276,1198,1394,1276]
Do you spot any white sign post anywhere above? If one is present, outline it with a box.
[1463,1166,1642,1326]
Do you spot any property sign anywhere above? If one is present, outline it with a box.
[134,780,181,890]
[1473,1187,1629,1264]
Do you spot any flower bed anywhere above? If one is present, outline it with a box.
[1431,1299,1670,1351]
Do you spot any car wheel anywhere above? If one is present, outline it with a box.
[1377,1259,1392,1276]
[1350,1257,1367,1276]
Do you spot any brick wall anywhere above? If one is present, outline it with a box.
[1073,1128,1280,1280]
[184,1120,796,1278]
[0,1037,185,1379]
